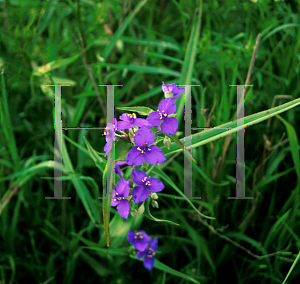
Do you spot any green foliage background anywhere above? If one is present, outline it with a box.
[0,0,300,283]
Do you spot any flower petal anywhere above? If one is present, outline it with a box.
[114,118,118,131]
[131,168,148,185]
[117,121,133,131]
[134,240,149,252]
[126,147,145,166]
[134,126,155,146]
[172,86,184,99]
[161,117,178,135]
[116,179,130,197]
[144,145,166,165]
[104,143,108,158]
[137,250,147,259]
[111,189,119,206]
[114,164,123,179]
[117,199,130,219]
[149,237,158,251]
[119,113,131,122]
[158,98,176,115]
[162,82,176,93]
[147,178,164,193]
[134,118,153,128]
[146,111,161,127]
[144,255,155,270]
[132,186,149,203]
[127,229,136,243]
[138,231,152,243]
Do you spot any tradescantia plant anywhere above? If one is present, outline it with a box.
[103,82,184,270]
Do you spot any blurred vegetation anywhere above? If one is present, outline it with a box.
[0,0,300,283]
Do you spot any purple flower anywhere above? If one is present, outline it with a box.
[117,113,152,131]
[137,237,158,271]
[146,98,178,135]
[162,82,184,99]
[131,168,164,203]
[127,229,152,251]
[126,126,166,166]
[111,179,130,219]
[115,161,126,179]
[104,118,118,158]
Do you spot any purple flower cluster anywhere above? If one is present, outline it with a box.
[128,229,158,270]
[103,82,184,271]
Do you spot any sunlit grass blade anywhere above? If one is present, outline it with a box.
[160,97,300,155]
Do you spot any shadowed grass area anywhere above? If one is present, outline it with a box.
[0,0,300,283]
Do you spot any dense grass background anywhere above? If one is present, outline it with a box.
[1,0,300,283]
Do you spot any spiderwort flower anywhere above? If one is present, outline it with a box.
[117,113,152,131]
[115,161,126,179]
[127,229,151,251]
[126,126,166,166]
[146,98,178,135]
[131,169,164,203]
[137,237,158,271]
[162,82,184,99]
[104,118,118,158]
[111,179,130,219]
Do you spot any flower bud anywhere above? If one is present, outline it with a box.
[133,125,139,133]
[142,160,149,170]
[150,192,158,200]
[163,136,171,150]
[131,208,138,217]
[128,128,135,137]
[138,203,145,215]
[152,200,159,209]
[164,91,174,98]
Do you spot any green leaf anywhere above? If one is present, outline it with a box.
[149,167,215,220]
[61,136,101,227]
[143,198,180,226]
[129,255,200,284]
[102,165,110,249]
[115,138,131,161]
[276,115,300,183]
[176,0,203,128]
[160,97,300,156]
[33,53,81,76]
[83,137,106,172]
[164,133,198,165]
[115,106,154,116]
[101,0,149,60]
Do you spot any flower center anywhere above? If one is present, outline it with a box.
[128,113,136,123]
[134,232,144,240]
[147,248,156,257]
[159,110,168,120]
[113,192,122,201]
[137,145,149,154]
[142,177,151,186]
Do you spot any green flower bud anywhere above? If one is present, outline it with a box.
[138,203,145,215]
[150,192,158,200]
[163,136,171,150]
[131,208,138,217]
[142,160,149,170]
[152,200,159,209]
